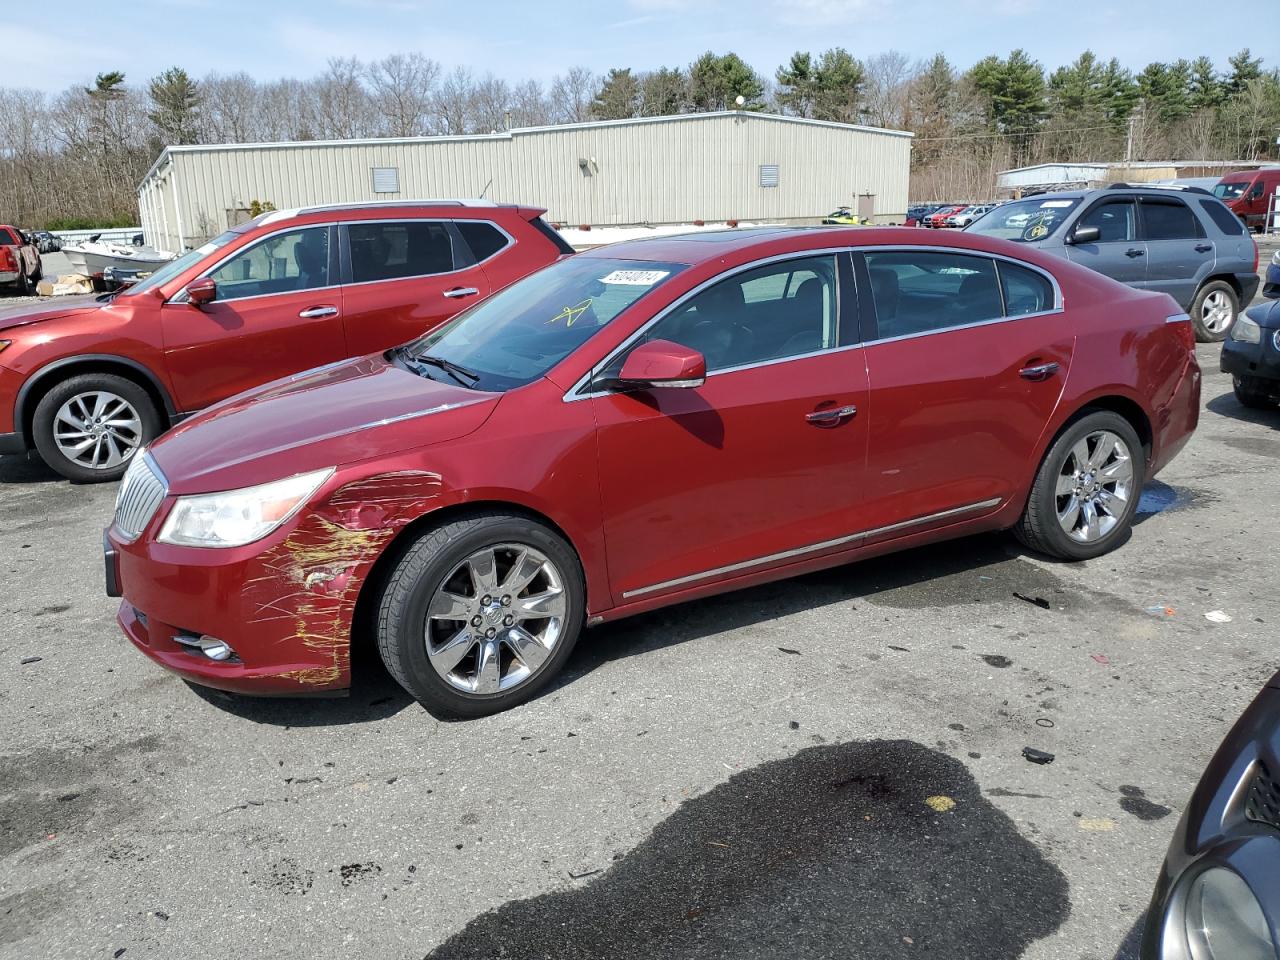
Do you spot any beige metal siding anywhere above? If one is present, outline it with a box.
[144,114,911,248]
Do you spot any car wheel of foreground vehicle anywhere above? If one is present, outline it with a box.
[1190,280,1239,342]
[1015,411,1144,561]
[1233,375,1279,410]
[32,373,162,482]
[377,512,585,718]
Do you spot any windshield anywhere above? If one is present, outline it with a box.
[1212,181,1248,200]
[404,256,687,392]
[119,231,239,297]
[965,197,1081,242]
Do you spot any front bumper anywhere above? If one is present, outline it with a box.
[1221,328,1280,383]
[1263,263,1280,300]
[1141,676,1280,958]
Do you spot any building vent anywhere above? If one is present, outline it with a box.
[371,167,400,194]
[759,164,780,188]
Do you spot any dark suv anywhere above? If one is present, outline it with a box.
[967,185,1259,341]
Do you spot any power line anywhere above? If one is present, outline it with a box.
[914,122,1125,143]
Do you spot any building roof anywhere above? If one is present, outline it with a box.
[140,111,913,186]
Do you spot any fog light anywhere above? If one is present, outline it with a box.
[173,633,238,661]
[1184,868,1275,960]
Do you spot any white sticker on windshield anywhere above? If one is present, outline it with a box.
[1040,200,1074,208]
[599,269,669,286]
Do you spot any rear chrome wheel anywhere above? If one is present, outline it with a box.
[1054,430,1134,544]
[1190,280,1239,342]
[377,513,585,718]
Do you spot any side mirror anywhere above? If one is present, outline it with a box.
[1069,224,1100,245]
[186,277,217,306]
[614,339,706,390]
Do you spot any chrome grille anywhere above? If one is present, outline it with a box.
[1245,760,1280,832]
[113,454,167,542]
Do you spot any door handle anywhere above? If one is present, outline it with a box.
[1125,248,1144,258]
[298,305,338,318]
[1019,361,1060,382]
[1194,243,1213,253]
[443,287,479,299]
[805,404,858,425]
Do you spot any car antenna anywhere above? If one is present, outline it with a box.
[479,178,493,199]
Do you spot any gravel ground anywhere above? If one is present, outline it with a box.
[1,274,1278,959]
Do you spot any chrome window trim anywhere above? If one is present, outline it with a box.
[340,217,514,288]
[563,244,1064,401]
[170,223,337,305]
[621,497,1003,599]
[563,247,851,403]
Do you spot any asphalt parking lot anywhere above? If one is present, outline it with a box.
[2,274,1278,959]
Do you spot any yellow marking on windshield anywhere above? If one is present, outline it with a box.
[547,299,593,327]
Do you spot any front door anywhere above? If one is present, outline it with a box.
[340,219,492,355]
[857,249,1073,539]
[1064,197,1147,285]
[161,225,347,413]
[590,254,870,604]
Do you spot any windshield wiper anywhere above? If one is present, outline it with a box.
[406,352,481,387]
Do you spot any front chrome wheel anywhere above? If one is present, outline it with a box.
[53,390,143,471]
[425,543,567,695]
[1055,430,1133,543]
[1200,290,1234,334]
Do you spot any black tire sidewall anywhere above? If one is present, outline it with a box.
[382,516,585,718]
[1026,411,1145,561]
[31,373,163,482]
[1190,281,1238,343]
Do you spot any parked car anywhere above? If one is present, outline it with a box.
[1140,669,1280,960]
[966,186,1259,342]
[950,203,995,228]
[904,204,945,227]
[105,225,1201,717]
[32,231,61,254]
[923,205,966,228]
[0,224,41,295]
[1213,168,1280,232]
[0,200,572,482]
[1221,299,1280,408]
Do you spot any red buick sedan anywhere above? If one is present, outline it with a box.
[105,227,1201,717]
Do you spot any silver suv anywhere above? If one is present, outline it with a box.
[966,185,1259,341]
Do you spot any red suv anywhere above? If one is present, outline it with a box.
[0,201,571,481]
[105,226,1201,718]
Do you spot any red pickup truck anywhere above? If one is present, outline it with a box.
[0,225,41,294]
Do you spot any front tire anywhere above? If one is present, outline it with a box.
[31,373,162,482]
[376,512,585,719]
[1190,280,1239,342]
[1233,375,1279,410]
[1015,411,1145,561]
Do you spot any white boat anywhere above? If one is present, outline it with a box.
[62,239,174,278]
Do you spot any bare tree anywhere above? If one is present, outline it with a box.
[862,51,914,128]
[548,67,595,123]
[366,53,439,137]
[509,79,550,127]
[313,57,375,139]
[471,74,512,132]
[434,66,475,135]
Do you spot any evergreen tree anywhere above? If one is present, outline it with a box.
[689,52,764,112]
[639,67,688,116]
[148,67,202,145]
[592,68,640,120]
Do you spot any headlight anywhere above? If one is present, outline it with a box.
[1184,868,1276,960]
[1271,249,1280,267]
[157,468,333,548]
[1232,315,1262,344]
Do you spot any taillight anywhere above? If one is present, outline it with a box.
[1172,315,1195,352]
[0,247,13,271]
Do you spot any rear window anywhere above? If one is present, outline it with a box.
[455,221,509,262]
[999,262,1054,317]
[0,229,18,245]
[1198,198,1246,235]
[1141,199,1204,241]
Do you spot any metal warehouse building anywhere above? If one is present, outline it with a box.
[137,111,913,253]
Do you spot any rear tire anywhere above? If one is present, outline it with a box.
[1233,375,1279,410]
[31,373,162,483]
[1015,411,1145,561]
[1190,280,1239,342]
[14,269,31,296]
[376,512,585,719]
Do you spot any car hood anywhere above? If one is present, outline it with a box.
[149,354,500,494]
[0,295,105,333]
[1246,300,1280,328]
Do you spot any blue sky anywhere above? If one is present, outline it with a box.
[24,0,1273,94]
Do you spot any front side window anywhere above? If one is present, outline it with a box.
[1076,199,1137,242]
[965,197,1081,242]
[863,251,1002,339]
[1141,199,1204,241]
[634,255,838,373]
[405,256,686,392]
[348,221,456,283]
[207,226,330,301]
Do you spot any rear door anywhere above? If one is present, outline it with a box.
[339,219,492,355]
[161,224,347,412]
[857,249,1072,540]
[1139,196,1214,308]
[1064,197,1147,285]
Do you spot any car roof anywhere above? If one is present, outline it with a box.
[246,199,542,231]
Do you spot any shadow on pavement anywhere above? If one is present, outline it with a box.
[426,739,1071,959]
[1205,388,1280,429]
[0,453,61,484]
[1113,911,1147,960]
